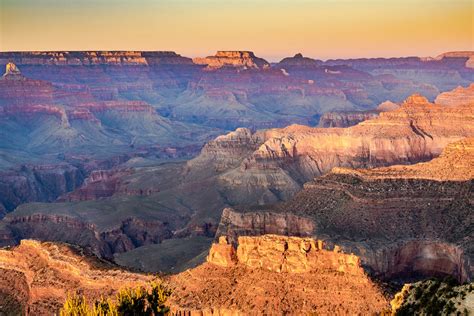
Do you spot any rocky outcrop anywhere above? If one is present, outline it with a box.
[207,235,359,273]
[186,128,266,177]
[376,100,400,111]
[3,212,178,259]
[334,137,474,181]
[3,62,21,77]
[215,94,474,205]
[193,51,270,69]
[391,280,474,315]
[216,138,474,283]
[435,51,474,69]
[435,83,474,106]
[216,208,314,244]
[0,240,151,314]
[0,51,193,66]
[318,110,379,127]
[0,63,54,105]
[170,234,388,315]
[0,164,84,213]
[276,53,322,68]
[57,169,131,201]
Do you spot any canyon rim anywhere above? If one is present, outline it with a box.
[0,0,473,315]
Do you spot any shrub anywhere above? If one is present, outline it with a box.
[60,281,171,316]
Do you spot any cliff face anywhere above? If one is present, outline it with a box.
[0,51,193,66]
[193,51,270,69]
[0,66,54,106]
[3,208,181,259]
[216,94,474,205]
[211,235,361,274]
[334,137,474,181]
[318,109,380,127]
[185,128,266,177]
[435,83,474,106]
[276,53,323,68]
[216,208,314,243]
[0,164,85,213]
[216,138,474,283]
[0,240,151,315]
[170,235,388,315]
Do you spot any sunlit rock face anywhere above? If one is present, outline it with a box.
[0,51,193,66]
[208,235,359,274]
[0,240,151,315]
[216,138,474,283]
[193,51,270,69]
[435,83,474,106]
[3,62,22,77]
[0,63,54,105]
[170,234,388,315]
[215,94,474,205]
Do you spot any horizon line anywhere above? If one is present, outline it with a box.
[1,49,472,63]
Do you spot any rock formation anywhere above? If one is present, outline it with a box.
[391,280,474,315]
[0,51,193,66]
[3,62,22,77]
[0,164,85,213]
[376,100,400,111]
[435,51,474,69]
[217,138,474,283]
[0,240,151,314]
[276,53,323,68]
[216,94,474,204]
[435,83,474,106]
[334,137,474,181]
[170,234,388,314]
[193,51,270,69]
[318,109,379,127]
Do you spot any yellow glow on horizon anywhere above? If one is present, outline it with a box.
[0,0,472,60]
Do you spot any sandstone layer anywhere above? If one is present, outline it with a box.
[216,94,474,205]
[318,109,379,127]
[435,83,474,106]
[0,240,151,315]
[170,235,388,315]
[193,51,270,69]
[217,138,474,283]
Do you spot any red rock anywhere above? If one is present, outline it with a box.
[435,83,474,106]
[193,51,270,70]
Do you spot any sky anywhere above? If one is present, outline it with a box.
[0,0,472,61]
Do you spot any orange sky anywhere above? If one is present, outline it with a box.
[0,0,472,61]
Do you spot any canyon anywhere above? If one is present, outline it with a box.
[0,50,473,314]
[1,88,473,276]
[0,236,389,315]
[169,235,388,315]
[0,239,152,315]
[216,137,474,283]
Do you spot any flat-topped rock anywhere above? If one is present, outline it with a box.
[193,51,270,69]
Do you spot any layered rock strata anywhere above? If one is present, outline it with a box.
[193,51,270,69]
[0,240,151,315]
[216,94,474,204]
[435,83,474,106]
[318,109,379,127]
[216,138,474,283]
[170,235,388,314]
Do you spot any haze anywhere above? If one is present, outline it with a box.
[0,0,472,60]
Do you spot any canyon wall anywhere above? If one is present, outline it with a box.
[216,138,474,283]
[215,95,474,205]
[0,240,151,314]
[170,234,388,315]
